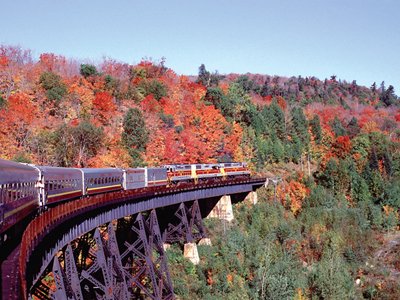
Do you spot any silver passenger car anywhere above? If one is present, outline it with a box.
[0,159,39,238]
[36,166,83,205]
[79,168,124,195]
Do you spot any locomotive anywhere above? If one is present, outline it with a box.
[0,159,250,243]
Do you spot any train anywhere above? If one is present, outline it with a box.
[0,159,250,243]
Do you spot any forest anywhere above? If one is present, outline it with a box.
[0,45,399,298]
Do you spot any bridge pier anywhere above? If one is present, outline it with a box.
[183,242,200,265]
[207,195,234,222]
[198,237,212,246]
[162,200,209,265]
[244,191,258,205]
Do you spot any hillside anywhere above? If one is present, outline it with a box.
[1,45,400,298]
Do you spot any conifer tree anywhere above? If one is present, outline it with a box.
[122,108,149,166]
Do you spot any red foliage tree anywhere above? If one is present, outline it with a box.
[92,91,116,124]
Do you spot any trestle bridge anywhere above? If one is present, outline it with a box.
[1,177,270,300]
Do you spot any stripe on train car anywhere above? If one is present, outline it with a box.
[147,180,168,185]
[148,179,168,183]
[4,199,37,218]
[47,190,82,199]
[87,184,122,192]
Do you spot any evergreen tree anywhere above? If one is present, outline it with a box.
[370,82,376,93]
[235,75,260,93]
[291,107,310,145]
[80,64,98,78]
[39,71,67,104]
[268,100,286,140]
[260,78,270,97]
[196,64,220,87]
[122,108,149,166]
[351,172,372,204]
[331,116,347,137]
[347,117,360,137]
[0,95,6,109]
[310,115,322,144]
[380,84,397,106]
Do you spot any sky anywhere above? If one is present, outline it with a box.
[1,0,399,90]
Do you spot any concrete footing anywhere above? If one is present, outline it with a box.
[207,195,234,222]
[198,237,212,246]
[183,242,200,265]
[245,191,258,205]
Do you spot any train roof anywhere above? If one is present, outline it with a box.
[36,166,82,175]
[0,159,39,184]
[79,168,124,174]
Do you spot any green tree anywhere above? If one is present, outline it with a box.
[267,100,286,140]
[315,158,338,191]
[310,115,322,144]
[380,84,397,106]
[80,64,98,78]
[122,108,149,166]
[235,75,260,93]
[53,120,104,167]
[0,95,6,109]
[39,71,67,104]
[331,116,347,137]
[104,74,122,98]
[351,173,372,204]
[138,79,167,101]
[309,250,354,299]
[196,64,221,87]
[347,117,360,137]
[291,107,310,145]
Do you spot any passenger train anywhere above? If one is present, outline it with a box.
[0,159,250,243]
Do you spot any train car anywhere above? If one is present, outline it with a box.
[36,166,83,206]
[124,168,146,190]
[163,164,194,183]
[146,167,168,187]
[0,159,39,241]
[80,168,124,195]
[195,164,222,179]
[219,162,250,177]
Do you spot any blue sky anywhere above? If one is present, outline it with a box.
[1,0,399,89]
